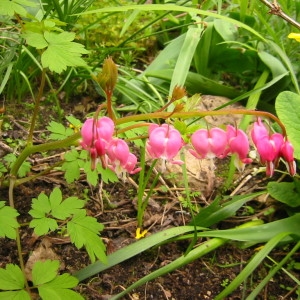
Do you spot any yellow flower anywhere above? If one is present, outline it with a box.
[288,33,300,42]
[135,227,148,239]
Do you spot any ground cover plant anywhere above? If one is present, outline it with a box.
[0,0,300,299]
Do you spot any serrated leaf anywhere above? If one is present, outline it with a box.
[62,160,81,183]
[29,193,52,217]
[39,273,78,289]
[32,260,60,285]
[47,121,74,140]
[0,0,36,17]
[32,261,83,300]
[49,187,63,210]
[0,264,25,290]
[65,116,82,128]
[29,217,58,236]
[41,31,88,73]
[0,290,31,300]
[67,211,106,263]
[0,202,19,239]
[3,154,31,178]
[51,197,85,220]
[97,164,118,184]
[23,32,48,49]
[38,286,83,300]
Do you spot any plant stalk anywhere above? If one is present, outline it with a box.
[27,69,46,146]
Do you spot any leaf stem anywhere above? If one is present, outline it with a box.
[27,69,46,146]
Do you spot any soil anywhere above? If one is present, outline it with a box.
[0,99,299,300]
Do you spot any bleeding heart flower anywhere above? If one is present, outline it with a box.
[225,125,252,171]
[251,119,284,177]
[106,138,141,180]
[146,124,183,171]
[80,117,114,169]
[281,140,296,176]
[190,128,227,159]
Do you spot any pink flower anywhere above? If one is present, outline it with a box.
[251,119,284,177]
[281,140,296,176]
[225,125,252,171]
[190,128,227,159]
[146,124,183,168]
[251,118,269,145]
[81,117,114,149]
[107,138,141,180]
[80,117,114,169]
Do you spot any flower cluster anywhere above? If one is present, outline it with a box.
[80,117,141,180]
[145,120,296,177]
[81,117,296,179]
[251,118,296,177]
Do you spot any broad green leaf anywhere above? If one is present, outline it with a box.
[29,193,52,218]
[267,181,300,207]
[32,260,60,285]
[47,121,74,140]
[32,261,83,300]
[275,91,300,159]
[67,211,106,263]
[0,0,36,16]
[62,160,81,183]
[49,187,63,210]
[0,202,19,239]
[29,217,58,236]
[39,273,78,289]
[0,290,31,300]
[51,197,85,220]
[62,149,81,183]
[41,31,88,73]
[38,286,83,300]
[0,264,25,290]
[23,32,48,49]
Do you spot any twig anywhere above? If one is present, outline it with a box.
[259,0,300,30]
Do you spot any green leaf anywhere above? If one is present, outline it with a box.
[29,193,52,218]
[32,260,60,285]
[38,286,83,300]
[47,121,74,140]
[51,197,85,220]
[275,91,300,159]
[267,181,300,207]
[29,217,58,236]
[67,210,106,263]
[0,290,31,300]
[190,191,266,227]
[62,150,81,183]
[65,116,82,128]
[0,202,19,239]
[0,0,36,17]
[0,163,7,177]
[3,154,31,178]
[0,264,25,290]
[29,188,85,235]
[41,31,88,73]
[31,260,83,300]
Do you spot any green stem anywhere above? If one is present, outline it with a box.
[27,69,46,146]
[10,132,80,177]
[8,178,32,298]
[115,109,287,137]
